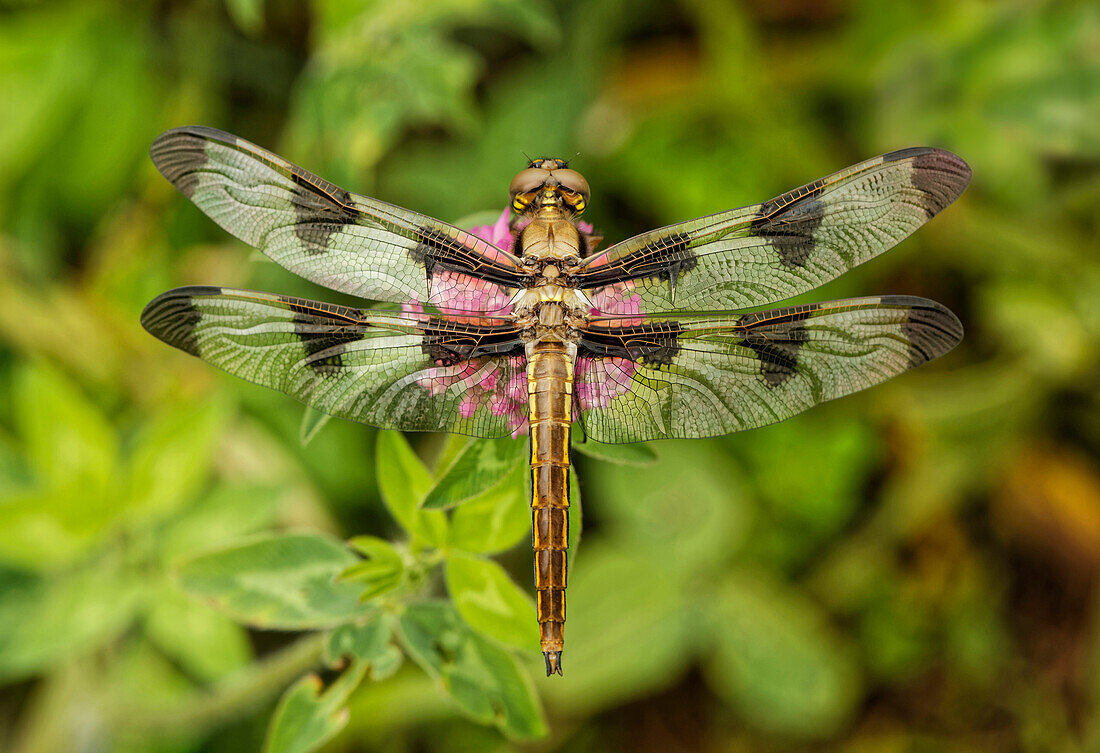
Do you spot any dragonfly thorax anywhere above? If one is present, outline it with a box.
[518,216,584,262]
[513,284,588,317]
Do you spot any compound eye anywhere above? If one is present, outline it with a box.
[553,168,590,203]
[509,168,550,199]
[561,192,586,214]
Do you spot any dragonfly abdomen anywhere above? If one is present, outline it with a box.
[526,340,574,676]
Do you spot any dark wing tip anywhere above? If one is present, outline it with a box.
[885,147,972,217]
[882,146,936,162]
[880,295,964,367]
[150,126,235,198]
[141,286,222,356]
[153,125,235,143]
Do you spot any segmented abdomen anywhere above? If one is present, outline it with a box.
[527,341,572,676]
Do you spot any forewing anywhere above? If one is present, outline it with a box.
[574,149,970,314]
[576,296,963,442]
[141,287,528,437]
[150,127,530,312]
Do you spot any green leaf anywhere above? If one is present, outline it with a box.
[586,441,749,575]
[104,636,200,713]
[433,433,471,477]
[445,552,539,651]
[292,0,559,183]
[0,565,139,680]
[143,586,252,683]
[375,432,447,547]
[423,437,527,510]
[264,660,367,753]
[568,468,582,564]
[159,483,284,566]
[126,399,225,521]
[397,603,547,740]
[738,416,876,545]
[538,548,691,714]
[298,407,332,447]
[0,488,104,570]
[1,363,130,569]
[13,361,116,493]
[450,461,529,554]
[341,536,404,603]
[225,0,264,36]
[703,570,862,738]
[0,8,157,235]
[325,616,403,681]
[177,532,370,630]
[573,439,657,465]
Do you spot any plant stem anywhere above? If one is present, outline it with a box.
[117,633,326,736]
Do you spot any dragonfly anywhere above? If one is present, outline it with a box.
[142,126,970,676]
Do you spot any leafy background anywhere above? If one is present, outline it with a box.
[0,0,1098,751]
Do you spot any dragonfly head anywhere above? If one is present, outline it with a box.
[509,157,589,217]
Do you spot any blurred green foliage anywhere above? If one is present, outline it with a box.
[0,0,1098,751]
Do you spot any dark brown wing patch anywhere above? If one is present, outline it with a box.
[739,323,810,387]
[412,225,531,290]
[747,197,826,269]
[578,321,685,365]
[421,318,525,366]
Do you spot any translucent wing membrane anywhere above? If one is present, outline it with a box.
[575,296,963,442]
[150,127,531,313]
[573,148,971,314]
[145,130,968,443]
[141,286,528,437]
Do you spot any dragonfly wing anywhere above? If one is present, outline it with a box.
[574,149,970,313]
[575,296,963,442]
[141,287,528,437]
[151,127,530,312]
